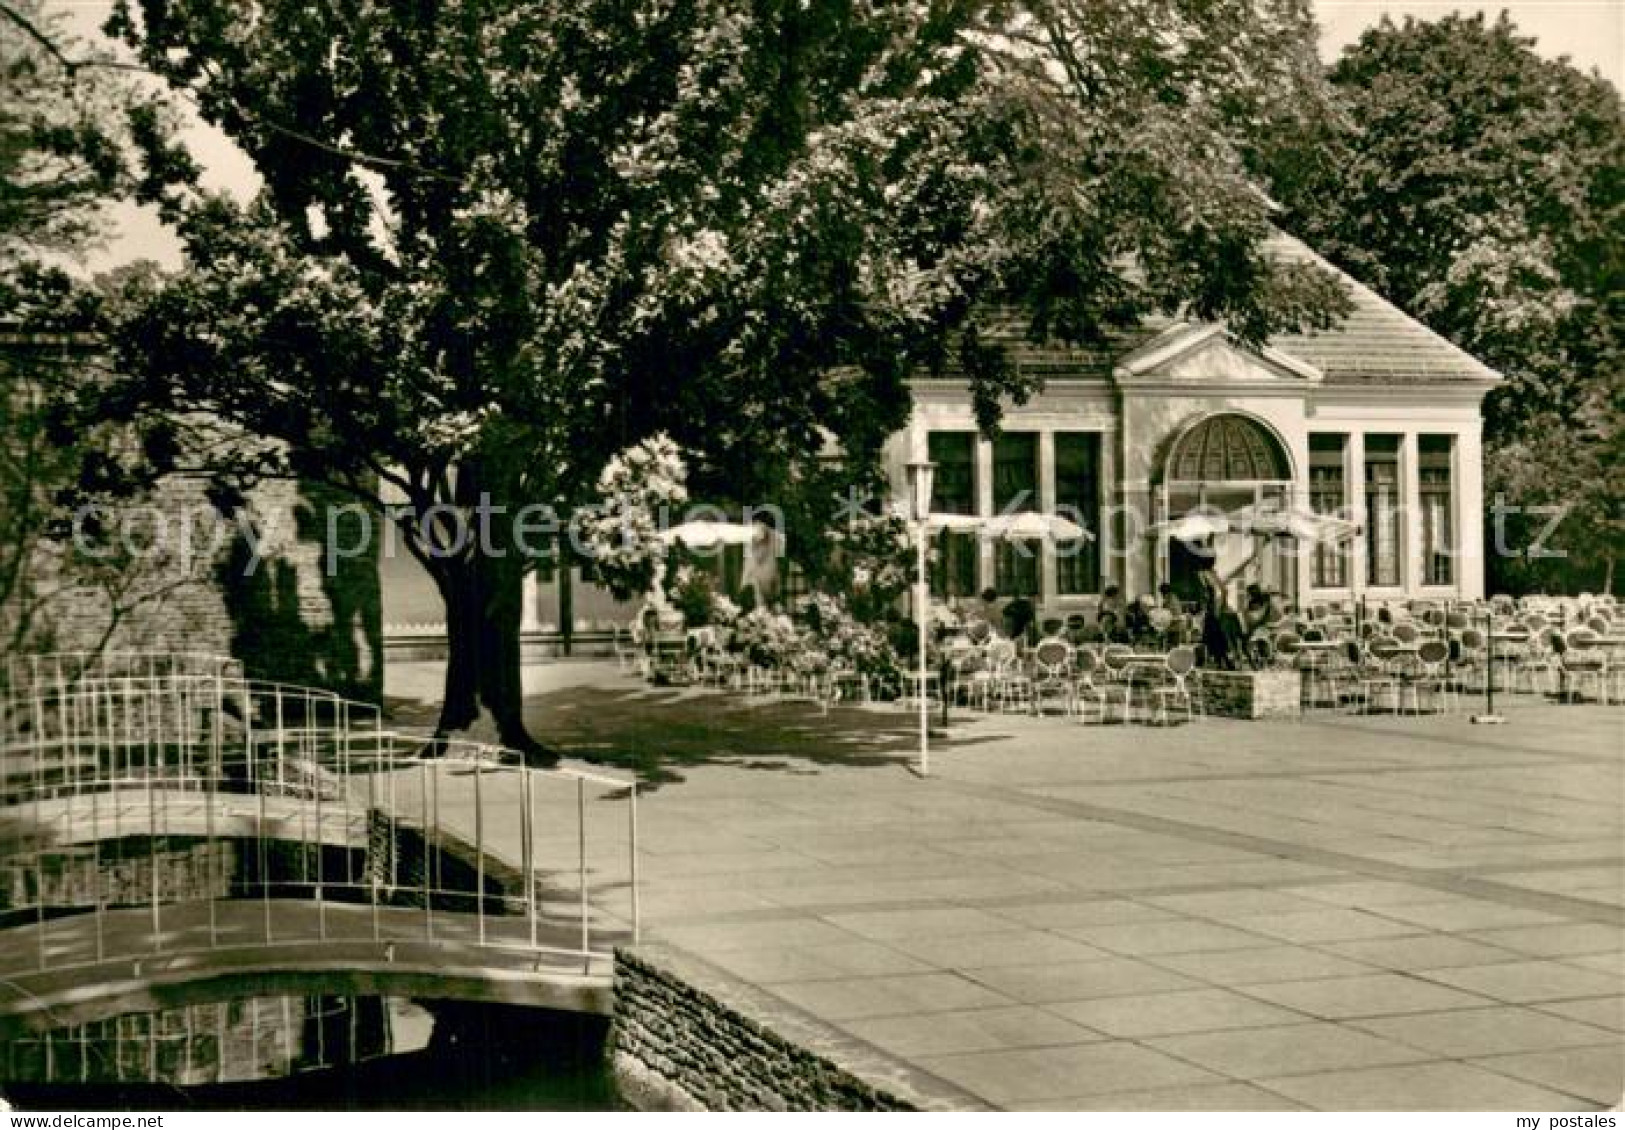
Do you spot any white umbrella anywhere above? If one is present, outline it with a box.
[886,503,985,532]
[982,511,1093,542]
[659,519,762,550]
[1230,503,1359,545]
[1150,511,1231,544]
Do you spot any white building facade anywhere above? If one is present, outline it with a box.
[883,236,1498,614]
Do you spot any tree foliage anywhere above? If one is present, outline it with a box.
[0,0,195,667]
[1272,12,1622,592]
[85,0,1349,746]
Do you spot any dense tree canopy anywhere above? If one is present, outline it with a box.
[77,0,1348,748]
[1273,13,1622,592]
[0,0,194,665]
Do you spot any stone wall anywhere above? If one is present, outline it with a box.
[1199,668,1301,719]
[611,945,986,1112]
[10,474,382,705]
[2,840,236,912]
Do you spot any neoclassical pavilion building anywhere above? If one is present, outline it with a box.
[882,233,1499,613]
[381,233,1500,653]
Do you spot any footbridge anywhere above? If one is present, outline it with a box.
[0,653,640,1048]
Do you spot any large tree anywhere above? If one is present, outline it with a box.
[0,0,194,668]
[1272,13,1623,592]
[86,0,1347,755]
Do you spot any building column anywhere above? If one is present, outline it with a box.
[1099,424,1119,595]
[1401,431,1423,596]
[1292,447,1314,612]
[976,436,995,593]
[1458,423,1486,599]
[1038,430,1057,609]
[1348,432,1367,599]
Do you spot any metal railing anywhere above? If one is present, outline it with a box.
[0,660,639,997]
[2,651,244,696]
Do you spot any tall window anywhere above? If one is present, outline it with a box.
[929,432,976,515]
[1309,434,1348,588]
[928,432,978,597]
[992,432,1038,512]
[1054,432,1101,595]
[1365,434,1402,587]
[993,433,1040,596]
[1420,434,1454,586]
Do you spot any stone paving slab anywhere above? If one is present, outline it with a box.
[1257,1062,1589,1111]
[1350,1005,1620,1058]
[387,661,1624,1110]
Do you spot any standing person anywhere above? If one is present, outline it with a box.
[1198,560,1248,669]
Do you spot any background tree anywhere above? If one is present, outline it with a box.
[91,0,1348,755]
[1272,13,1623,592]
[0,0,194,673]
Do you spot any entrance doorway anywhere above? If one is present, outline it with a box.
[1158,413,1296,606]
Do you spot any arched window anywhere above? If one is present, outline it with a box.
[1166,414,1290,484]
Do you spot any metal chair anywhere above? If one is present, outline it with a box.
[1072,643,1111,725]
[1557,628,1609,703]
[1150,646,1199,726]
[1031,637,1076,716]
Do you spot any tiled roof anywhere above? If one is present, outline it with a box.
[925,233,1499,387]
[1262,233,1500,386]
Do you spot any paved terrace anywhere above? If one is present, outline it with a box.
[391,661,1624,1111]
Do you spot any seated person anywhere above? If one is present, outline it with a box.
[1099,585,1126,621]
[1242,584,1282,665]
[1097,609,1123,644]
[1002,594,1037,643]
[976,587,1001,626]
[1123,594,1153,642]
[1158,583,1184,616]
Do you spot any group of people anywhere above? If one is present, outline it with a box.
[1198,567,1291,670]
[942,572,1292,670]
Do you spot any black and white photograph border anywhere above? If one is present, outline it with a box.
[0,0,1619,1115]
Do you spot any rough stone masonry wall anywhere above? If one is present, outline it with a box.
[611,945,986,1112]
[14,474,382,704]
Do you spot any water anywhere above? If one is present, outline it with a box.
[5,1000,621,1111]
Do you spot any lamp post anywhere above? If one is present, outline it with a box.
[1471,607,1505,725]
[907,459,936,777]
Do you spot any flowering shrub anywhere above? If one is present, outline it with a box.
[795,591,901,685]
[711,593,741,626]
[669,565,718,626]
[575,434,688,600]
[730,607,801,667]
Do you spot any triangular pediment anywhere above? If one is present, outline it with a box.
[1115,324,1322,385]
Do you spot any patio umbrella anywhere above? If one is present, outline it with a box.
[981,511,1093,542]
[886,504,986,532]
[1150,511,1231,544]
[659,519,763,550]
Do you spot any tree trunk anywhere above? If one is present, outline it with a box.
[414,458,556,766]
[431,549,555,764]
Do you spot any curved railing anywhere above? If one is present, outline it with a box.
[2,651,244,696]
[0,657,639,1022]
